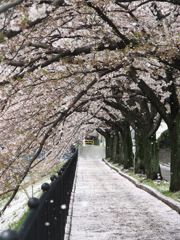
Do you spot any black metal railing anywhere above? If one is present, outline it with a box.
[0,150,78,240]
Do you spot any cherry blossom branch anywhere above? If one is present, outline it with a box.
[11,41,128,79]
[85,0,130,43]
[1,63,123,199]
[1,66,114,215]
[3,17,48,38]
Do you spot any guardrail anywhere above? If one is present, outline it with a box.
[85,140,94,145]
[0,150,78,240]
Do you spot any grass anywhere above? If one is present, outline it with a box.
[51,160,67,175]
[106,159,180,203]
[8,209,29,230]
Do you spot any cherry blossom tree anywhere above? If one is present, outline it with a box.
[104,89,162,179]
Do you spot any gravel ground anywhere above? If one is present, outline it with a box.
[68,146,180,240]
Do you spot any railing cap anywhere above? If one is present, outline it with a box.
[28,197,39,209]
[41,182,50,191]
[0,229,19,240]
[50,175,57,182]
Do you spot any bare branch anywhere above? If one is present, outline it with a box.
[115,0,180,6]
[52,0,64,6]
[0,0,25,14]
[85,0,130,44]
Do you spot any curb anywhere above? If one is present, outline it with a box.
[102,159,180,215]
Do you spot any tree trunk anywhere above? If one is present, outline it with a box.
[143,134,160,180]
[105,133,111,159]
[108,134,114,161]
[120,124,133,169]
[169,113,180,191]
[118,136,124,165]
[111,132,120,164]
[134,130,145,174]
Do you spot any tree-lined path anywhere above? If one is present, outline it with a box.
[67,146,180,240]
[1,0,180,213]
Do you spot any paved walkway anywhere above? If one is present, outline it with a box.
[67,146,180,240]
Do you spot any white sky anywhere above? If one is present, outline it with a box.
[156,121,168,139]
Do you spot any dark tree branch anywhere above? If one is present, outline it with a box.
[0,0,25,14]
[13,41,126,79]
[147,113,162,138]
[115,0,180,6]
[85,0,130,44]
[166,68,180,116]
[52,0,64,6]
[129,66,172,128]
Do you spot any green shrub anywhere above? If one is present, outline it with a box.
[157,129,170,149]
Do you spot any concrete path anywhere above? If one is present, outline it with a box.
[68,146,180,240]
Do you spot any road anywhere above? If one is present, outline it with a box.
[160,164,171,181]
[68,146,180,240]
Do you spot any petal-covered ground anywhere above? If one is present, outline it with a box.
[68,146,180,240]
